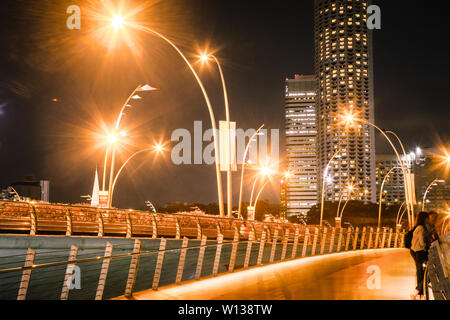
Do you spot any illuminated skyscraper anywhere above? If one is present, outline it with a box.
[284,75,318,217]
[314,0,376,203]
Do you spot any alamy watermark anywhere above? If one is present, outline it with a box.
[171,121,279,166]
[65,4,381,31]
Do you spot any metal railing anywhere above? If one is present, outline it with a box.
[0,226,406,300]
[0,200,309,240]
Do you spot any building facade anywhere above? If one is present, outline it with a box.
[314,0,376,203]
[375,154,406,206]
[412,148,449,213]
[284,75,318,217]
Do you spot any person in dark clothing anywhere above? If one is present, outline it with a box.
[426,211,439,245]
[410,211,429,300]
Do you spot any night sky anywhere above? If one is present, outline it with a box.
[0,0,449,209]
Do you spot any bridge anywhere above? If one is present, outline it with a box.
[0,200,416,300]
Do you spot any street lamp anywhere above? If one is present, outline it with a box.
[378,166,402,229]
[106,84,157,208]
[396,202,407,231]
[131,24,225,217]
[422,179,445,211]
[237,125,265,219]
[340,109,413,228]
[200,52,233,218]
[320,150,341,227]
[109,143,166,207]
[336,183,356,222]
[385,130,416,229]
[102,14,225,216]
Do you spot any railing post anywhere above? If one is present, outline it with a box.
[97,211,104,237]
[175,218,181,240]
[65,209,72,237]
[360,227,367,249]
[126,213,132,238]
[195,235,207,280]
[95,242,113,300]
[281,229,290,260]
[394,229,399,248]
[381,228,387,249]
[344,227,352,252]
[176,237,189,283]
[29,205,36,236]
[400,229,405,248]
[311,228,319,256]
[216,221,222,239]
[257,231,266,265]
[124,239,142,298]
[152,238,167,290]
[301,228,309,257]
[212,234,224,276]
[291,227,300,259]
[387,228,393,248]
[328,227,336,253]
[269,229,279,263]
[244,230,255,268]
[196,219,202,240]
[61,244,79,300]
[151,214,158,239]
[352,227,359,250]
[228,229,240,272]
[367,227,374,249]
[336,227,344,252]
[320,227,328,255]
[17,248,35,300]
[374,227,380,249]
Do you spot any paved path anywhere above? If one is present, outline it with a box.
[114,248,416,300]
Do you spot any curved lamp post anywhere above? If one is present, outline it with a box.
[385,130,415,228]
[341,111,413,228]
[201,53,233,218]
[320,150,341,227]
[134,25,225,217]
[109,145,164,207]
[378,166,402,229]
[237,125,264,219]
[422,178,445,211]
[106,84,157,208]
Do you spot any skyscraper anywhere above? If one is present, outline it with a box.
[284,75,318,217]
[314,0,376,203]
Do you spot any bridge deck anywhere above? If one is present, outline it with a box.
[114,248,415,300]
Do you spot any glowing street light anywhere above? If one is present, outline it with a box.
[339,109,414,228]
[121,21,226,217]
[111,14,125,30]
[104,83,158,208]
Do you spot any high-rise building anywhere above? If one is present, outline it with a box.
[375,154,407,206]
[412,148,449,213]
[314,0,376,203]
[284,75,318,217]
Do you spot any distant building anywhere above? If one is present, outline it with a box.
[412,148,449,213]
[375,154,407,206]
[284,74,318,217]
[10,178,50,202]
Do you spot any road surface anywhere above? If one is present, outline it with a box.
[115,248,416,300]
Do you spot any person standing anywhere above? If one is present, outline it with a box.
[410,211,429,300]
[426,211,439,245]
